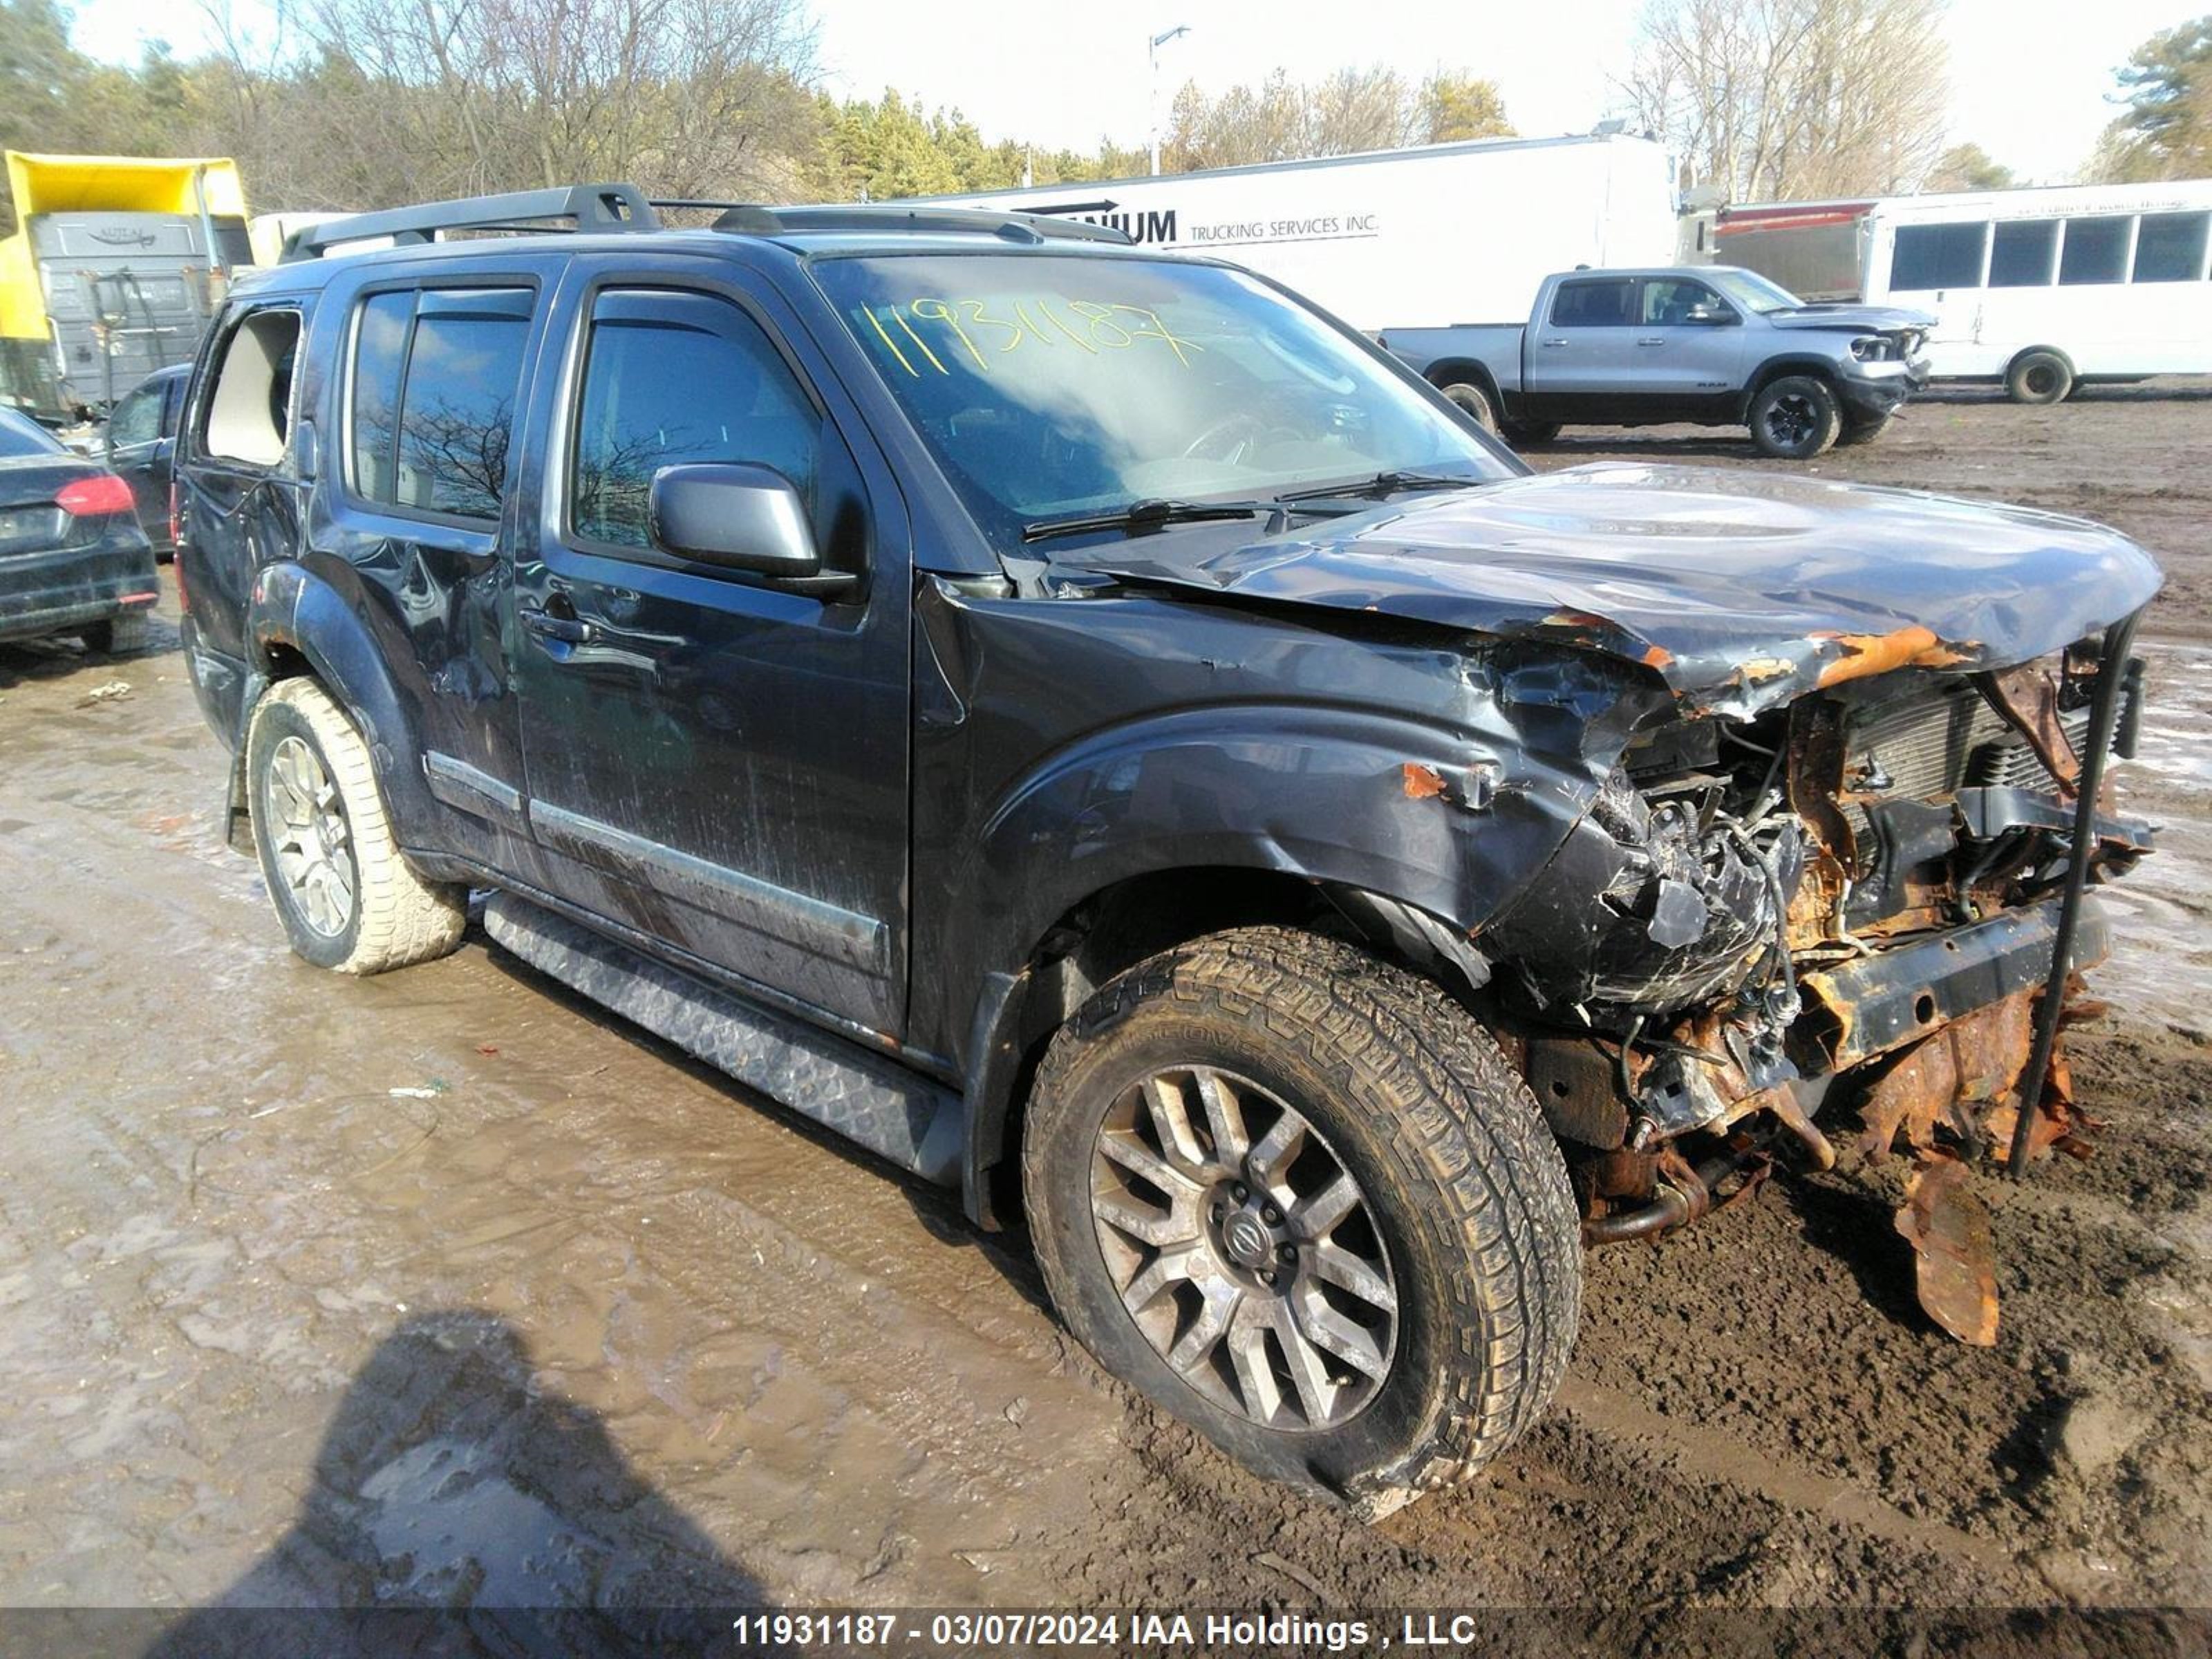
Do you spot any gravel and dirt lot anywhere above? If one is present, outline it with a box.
[1,384,2208,1647]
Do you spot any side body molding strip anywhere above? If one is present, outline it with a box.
[484,894,959,1185]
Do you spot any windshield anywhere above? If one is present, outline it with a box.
[810,252,1512,543]
[1708,269,1806,315]
[0,409,63,458]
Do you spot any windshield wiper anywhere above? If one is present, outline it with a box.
[1273,470,1490,505]
[1020,498,1274,543]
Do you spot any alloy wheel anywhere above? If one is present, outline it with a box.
[1089,1066,1398,1431]
[265,734,356,937]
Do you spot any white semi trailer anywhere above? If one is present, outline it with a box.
[910,131,1680,332]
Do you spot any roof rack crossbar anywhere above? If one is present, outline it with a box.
[649,198,1134,247]
[281,183,659,261]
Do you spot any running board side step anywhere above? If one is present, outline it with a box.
[484,893,962,1186]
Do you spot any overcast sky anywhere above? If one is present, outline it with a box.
[66,0,2206,185]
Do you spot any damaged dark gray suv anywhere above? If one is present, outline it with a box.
[173,185,2160,1516]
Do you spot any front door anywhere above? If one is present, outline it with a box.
[508,261,911,1037]
[1615,276,1747,411]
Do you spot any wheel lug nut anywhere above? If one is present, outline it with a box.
[1262,1205,1282,1224]
[1231,1183,1248,1203]
[1277,1244,1297,1264]
[1210,1202,1226,1223]
[1260,1269,1277,1286]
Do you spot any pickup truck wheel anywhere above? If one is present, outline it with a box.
[1022,927,1580,1515]
[1835,411,1893,447]
[245,678,466,975]
[1437,381,1499,433]
[1748,375,1842,460]
[81,608,151,656]
[1499,420,1561,445]
[2006,350,2073,404]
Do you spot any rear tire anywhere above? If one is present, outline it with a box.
[1500,420,1562,445]
[246,677,467,975]
[1747,375,1842,460]
[1437,380,1499,433]
[1021,927,1580,1515]
[2005,350,2073,405]
[82,608,151,655]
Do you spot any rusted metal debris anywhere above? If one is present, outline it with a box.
[1895,1152,2000,1346]
[1859,980,2104,1340]
[1978,659,2085,796]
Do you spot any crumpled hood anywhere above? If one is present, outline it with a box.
[1765,303,1935,335]
[1064,463,2163,718]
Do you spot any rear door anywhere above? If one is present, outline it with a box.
[1522,276,1638,418]
[507,256,912,1037]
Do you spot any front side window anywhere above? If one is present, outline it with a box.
[1989,219,2058,287]
[106,383,160,449]
[2133,212,2209,282]
[810,253,1510,546]
[1890,222,1987,290]
[2060,216,2132,285]
[345,286,532,521]
[1640,279,1728,326]
[1550,279,1635,327]
[570,289,821,550]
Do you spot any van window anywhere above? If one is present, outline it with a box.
[1890,222,1986,290]
[1549,279,1635,328]
[2059,217,2132,285]
[1988,220,2058,287]
[570,288,820,550]
[203,310,301,468]
[2133,212,2209,283]
[344,285,533,523]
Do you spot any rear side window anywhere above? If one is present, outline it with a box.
[1988,220,2057,287]
[2133,212,2209,282]
[1549,279,1634,328]
[2059,217,2131,285]
[346,286,534,523]
[1890,222,1986,290]
[202,309,301,467]
[570,288,820,550]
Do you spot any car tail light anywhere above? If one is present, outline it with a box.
[168,480,182,550]
[55,474,135,518]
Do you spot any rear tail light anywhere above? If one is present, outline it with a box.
[168,480,183,550]
[55,474,135,518]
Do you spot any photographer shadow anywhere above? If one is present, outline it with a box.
[137,1309,785,1658]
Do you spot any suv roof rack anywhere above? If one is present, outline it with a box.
[675,202,1134,247]
[280,184,659,261]
[279,185,1134,263]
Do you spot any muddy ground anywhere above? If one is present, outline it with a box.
[1,384,2208,1646]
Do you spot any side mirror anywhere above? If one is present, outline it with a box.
[649,463,851,594]
[1687,304,1738,326]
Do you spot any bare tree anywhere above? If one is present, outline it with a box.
[1164,65,1512,171]
[1625,0,1950,200]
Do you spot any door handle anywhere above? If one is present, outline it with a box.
[1537,338,1568,348]
[521,608,596,646]
[1637,337,1666,346]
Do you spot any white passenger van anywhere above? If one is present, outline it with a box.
[1862,180,2212,402]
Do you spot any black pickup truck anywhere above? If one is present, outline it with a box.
[174,186,2159,1515]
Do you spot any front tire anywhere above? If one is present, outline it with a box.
[1747,375,1843,459]
[1022,928,1580,1514]
[246,677,466,975]
[1836,410,1894,447]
